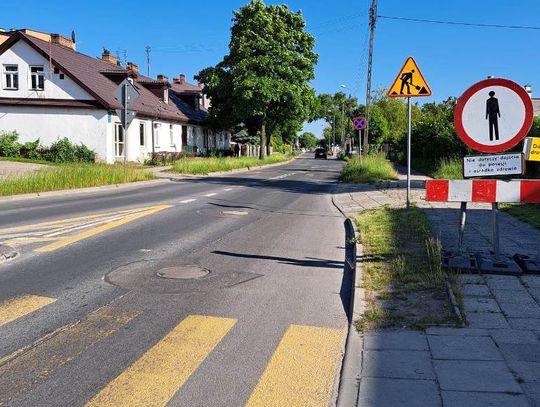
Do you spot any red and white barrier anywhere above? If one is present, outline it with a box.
[426,179,540,203]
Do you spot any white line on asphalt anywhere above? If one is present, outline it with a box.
[224,188,233,192]
[203,193,217,197]
[269,172,296,180]
[180,199,196,204]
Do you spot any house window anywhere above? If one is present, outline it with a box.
[3,65,18,90]
[30,66,45,90]
[114,123,125,157]
[181,125,188,146]
[139,122,145,146]
[169,125,174,146]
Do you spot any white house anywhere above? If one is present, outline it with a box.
[0,29,230,163]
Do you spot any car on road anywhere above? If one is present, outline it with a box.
[314,147,327,160]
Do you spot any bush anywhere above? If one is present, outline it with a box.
[20,139,42,160]
[0,131,21,157]
[148,151,198,166]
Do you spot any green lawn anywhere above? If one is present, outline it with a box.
[0,163,154,196]
[168,154,291,175]
[354,207,459,331]
[341,153,399,183]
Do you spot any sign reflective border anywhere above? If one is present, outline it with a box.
[454,78,533,153]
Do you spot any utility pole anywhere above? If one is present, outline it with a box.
[145,46,151,77]
[364,0,377,155]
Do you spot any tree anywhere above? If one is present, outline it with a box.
[299,132,318,149]
[314,92,358,146]
[196,0,318,159]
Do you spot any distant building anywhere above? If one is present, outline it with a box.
[0,29,230,163]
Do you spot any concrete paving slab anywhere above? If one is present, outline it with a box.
[428,335,503,361]
[466,312,510,329]
[363,331,428,351]
[528,287,540,303]
[522,275,540,288]
[434,360,522,393]
[441,391,530,407]
[486,276,525,290]
[521,383,540,406]
[362,350,435,380]
[358,378,441,407]
[425,327,489,336]
[508,318,540,330]
[498,301,540,318]
[463,297,501,313]
[498,343,540,363]
[457,275,485,285]
[491,289,536,304]
[506,360,540,384]
[461,284,491,297]
[489,329,540,345]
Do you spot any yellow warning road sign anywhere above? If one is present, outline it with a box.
[388,57,432,98]
[524,137,540,162]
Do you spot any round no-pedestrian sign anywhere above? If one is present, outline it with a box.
[454,78,533,153]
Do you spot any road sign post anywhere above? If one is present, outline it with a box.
[388,57,431,207]
[352,116,366,155]
[114,78,140,165]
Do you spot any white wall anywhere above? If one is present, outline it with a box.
[0,41,94,100]
[0,106,109,161]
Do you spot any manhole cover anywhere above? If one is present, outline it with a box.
[156,265,209,280]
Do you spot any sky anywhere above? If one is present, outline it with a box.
[4,0,540,137]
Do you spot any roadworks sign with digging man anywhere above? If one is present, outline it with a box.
[388,56,432,98]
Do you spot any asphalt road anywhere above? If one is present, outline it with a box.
[0,155,349,407]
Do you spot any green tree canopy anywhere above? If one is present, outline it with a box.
[196,0,318,159]
[298,132,318,149]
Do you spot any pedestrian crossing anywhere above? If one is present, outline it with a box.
[0,294,345,407]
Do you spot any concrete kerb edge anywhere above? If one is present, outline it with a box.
[0,245,17,264]
[332,191,363,407]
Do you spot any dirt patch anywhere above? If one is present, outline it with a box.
[0,161,47,179]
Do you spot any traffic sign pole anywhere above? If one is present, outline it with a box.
[406,97,411,207]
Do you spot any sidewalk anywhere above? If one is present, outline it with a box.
[334,167,540,406]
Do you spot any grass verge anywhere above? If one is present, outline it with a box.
[168,154,291,175]
[354,206,460,331]
[341,153,399,183]
[0,163,154,196]
[501,203,540,230]
[0,157,58,166]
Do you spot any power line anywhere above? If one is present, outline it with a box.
[378,15,540,31]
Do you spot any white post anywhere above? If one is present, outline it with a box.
[407,96,411,207]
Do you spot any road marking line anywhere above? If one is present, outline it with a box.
[85,315,236,407]
[179,199,196,204]
[224,188,233,191]
[0,208,146,235]
[203,193,217,197]
[0,305,137,405]
[246,325,344,407]
[35,205,171,253]
[0,295,56,327]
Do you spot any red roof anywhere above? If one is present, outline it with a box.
[0,32,210,124]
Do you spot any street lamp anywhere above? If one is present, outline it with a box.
[328,109,336,150]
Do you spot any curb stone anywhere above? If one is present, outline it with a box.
[0,245,17,263]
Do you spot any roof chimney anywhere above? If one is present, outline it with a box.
[127,62,139,73]
[50,33,75,50]
[173,74,186,85]
[101,49,118,65]
[157,74,169,82]
[524,84,532,98]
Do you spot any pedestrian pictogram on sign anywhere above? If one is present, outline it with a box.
[454,78,533,153]
[387,57,431,98]
[353,116,366,131]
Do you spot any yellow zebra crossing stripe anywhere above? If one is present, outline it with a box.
[0,295,56,327]
[246,325,344,407]
[85,315,237,407]
[0,304,138,405]
[35,205,171,253]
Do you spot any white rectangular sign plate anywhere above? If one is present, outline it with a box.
[463,153,524,178]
